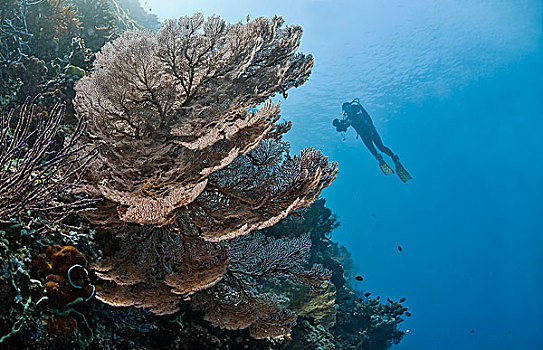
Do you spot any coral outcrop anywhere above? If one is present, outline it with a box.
[73,13,337,338]
[0,2,408,347]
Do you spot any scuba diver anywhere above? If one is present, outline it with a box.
[333,98,412,182]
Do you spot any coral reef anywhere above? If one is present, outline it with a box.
[0,0,159,113]
[0,2,408,348]
[263,199,407,349]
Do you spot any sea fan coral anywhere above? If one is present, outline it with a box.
[93,226,228,315]
[191,232,331,337]
[0,98,96,226]
[73,13,329,231]
[75,13,337,336]
[192,281,298,339]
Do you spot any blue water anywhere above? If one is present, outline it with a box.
[149,1,542,349]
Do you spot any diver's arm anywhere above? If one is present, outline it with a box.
[342,113,353,127]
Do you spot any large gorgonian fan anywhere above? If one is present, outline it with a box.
[75,13,337,337]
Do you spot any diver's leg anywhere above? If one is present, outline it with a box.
[372,129,396,160]
[371,130,412,181]
[361,133,394,175]
[360,133,381,161]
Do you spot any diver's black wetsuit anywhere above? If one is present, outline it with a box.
[334,100,411,181]
[344,103,395,162]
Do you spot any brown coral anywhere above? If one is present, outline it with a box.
[192,281,297,339]
[45,245,94,308]
[92,226,228,315]
[46,315,77,337]
[74,13,337,333]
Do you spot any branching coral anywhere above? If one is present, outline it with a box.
[73,13,330,232]
[74,13,337,338]
[69,0,117,52]
[191,232,332,338]
[288,282,337,329]
[0,98,97,227]
[108,0,160,31]
[93,225,228,315]
[0,0,34,64]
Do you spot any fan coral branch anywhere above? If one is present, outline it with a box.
[99,179,208,225]
[0,0,34,63]
[190,142,338,241]
[93,226,228,314]
[0,97,97,225]
[192,280,297,339]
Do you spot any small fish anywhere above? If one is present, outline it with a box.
[397,245,403,252]
[354,275,364,281]
[405,312,411,317]
[372,213,376,217]
[376,296,380,301]
[471,329,475,334]
[342,296,351,301]
[364,292,371,297]
[400,297,406,303]
[387,297,393,303]
[405,329,411,333]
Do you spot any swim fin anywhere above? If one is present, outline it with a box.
[379,159,394,175]
[393,158,412,182]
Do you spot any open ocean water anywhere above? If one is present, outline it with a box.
[148,1,542,349]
